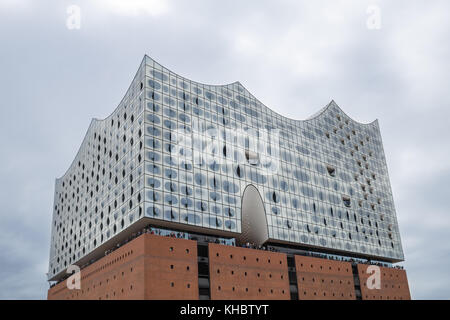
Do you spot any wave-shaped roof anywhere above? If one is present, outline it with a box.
[56,54,378,181]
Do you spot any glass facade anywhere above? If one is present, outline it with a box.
[48,55,404,280]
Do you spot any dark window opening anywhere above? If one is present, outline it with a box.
[245,150,259,165]
[342,196,351,207]
[326,165,336,177]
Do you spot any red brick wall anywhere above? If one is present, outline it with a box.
[143,234,198,300]
[295,256,355,300]
[48,235,411,301]
[48,234,198,300]
[357,264,411,300]
[208,243,290,300]
[48,235,146,300]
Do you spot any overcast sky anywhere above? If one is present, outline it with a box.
[0,0,449,299]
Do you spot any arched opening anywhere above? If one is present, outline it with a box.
[237,185,269,246]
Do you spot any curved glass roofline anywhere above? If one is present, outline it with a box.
[55,56,147,181]
[144,54,378,126]
[56,54,377,181]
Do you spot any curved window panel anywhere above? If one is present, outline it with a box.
[302,130,316,140]
[147,102,160,112]
[148,79,161,89]
[146,206,161,217]
[151,70,168,81]
[293,170,310,182]
[222,181,239,193]
[147,126,161,136]
[146,114,160,124]
[146,177,161,188]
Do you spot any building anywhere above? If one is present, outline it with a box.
[47,55,410,300]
